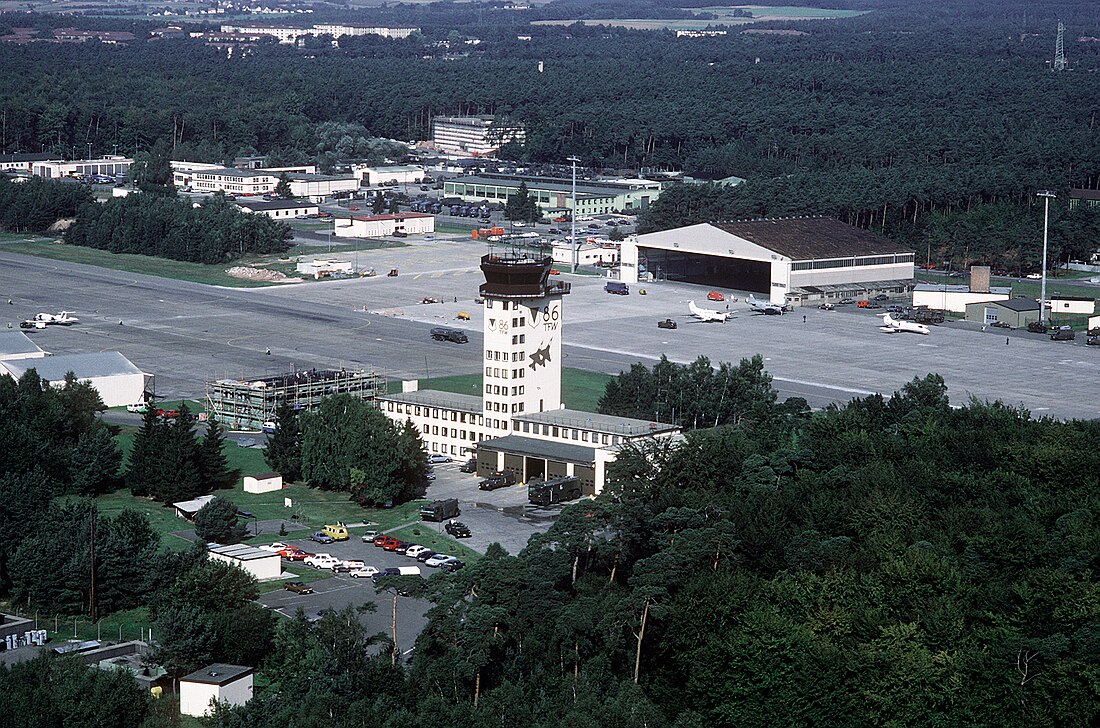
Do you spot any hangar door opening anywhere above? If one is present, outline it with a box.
[639,248,770,293]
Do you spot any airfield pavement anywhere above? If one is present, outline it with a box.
[1,233,1097,421]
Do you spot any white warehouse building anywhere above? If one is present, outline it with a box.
[206,543,282,582]
[179,664,254,718]
[624,217,914,305]
[334,213,435,238]
[0,351,148,407]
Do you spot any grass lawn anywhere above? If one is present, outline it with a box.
[0,239,301,288]
[389,525,481,562]
[408,367,611,412]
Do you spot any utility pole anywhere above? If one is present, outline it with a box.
[567,156,580,273]
[89,503,97,622]
[1037,190,1056,325]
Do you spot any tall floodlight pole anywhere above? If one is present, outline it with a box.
[567,156,580,273]
[1037,190,1056,325]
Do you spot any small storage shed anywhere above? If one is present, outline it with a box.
[179,663,254,717]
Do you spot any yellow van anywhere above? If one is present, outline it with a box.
[322,523,349,541]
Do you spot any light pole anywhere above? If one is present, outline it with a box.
[1037,190,1056,325]
[567,156,580,273]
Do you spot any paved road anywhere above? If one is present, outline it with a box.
[1,239,1097,419]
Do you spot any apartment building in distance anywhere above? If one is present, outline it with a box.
[219,23,418,44]
[431,116,525,156]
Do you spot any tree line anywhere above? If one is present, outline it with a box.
[127,404,238,503]
[0,176,91,233]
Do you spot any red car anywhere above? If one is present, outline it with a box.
[707,291,725,302]
[278,547,309,561]
[155,408,181,418]
[384,539,406,552]
[374,535,397,549]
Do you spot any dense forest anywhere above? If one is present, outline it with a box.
[2,0,1099,265]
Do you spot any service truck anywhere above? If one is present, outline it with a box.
[528,476,582,506]
[420,498,460,522]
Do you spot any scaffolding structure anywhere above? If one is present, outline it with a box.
[205,367,385,431]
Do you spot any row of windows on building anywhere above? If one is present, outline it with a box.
[487,351,526,364]
[385,401,481,424]
[486,366,526,379]
[484,299,523,310]
[790,253,916,272]
[486,399,524,413]
[513,420,622,446]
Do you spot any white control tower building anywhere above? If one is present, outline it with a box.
[479,252,569,425]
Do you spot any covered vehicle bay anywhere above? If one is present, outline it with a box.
[637,247,770,293]
[476,435,597,495]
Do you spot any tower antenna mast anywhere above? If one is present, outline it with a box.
[1053,21,1067,71]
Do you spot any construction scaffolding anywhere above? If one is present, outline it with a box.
[205,367,386,431]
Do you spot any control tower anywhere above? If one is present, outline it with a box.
[479,253,570,423]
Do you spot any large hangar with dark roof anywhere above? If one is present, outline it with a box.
[621,217,915,304]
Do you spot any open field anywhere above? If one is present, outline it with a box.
[533,5,866,31]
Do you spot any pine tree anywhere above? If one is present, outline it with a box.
[264,402,302,481]
[193,496,246,544]
[153,404,202,503]
[197,418,238,491]
[274,172,293,199]
[69,426,122,496]
[372,191,385,214]
[127,407,168,497]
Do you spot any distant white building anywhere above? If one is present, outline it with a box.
[551,243,618,267]
[219,23,417,44]
[243,472,283,494]
[0,351,147,407]
[0,153,54,173]
[288,173,358,203]
[431,116,525,156]
[912,283,1010,313]
[0,332,48,361]
[179,664,254,718]
[235,199,319,219]
[333,213,434,238]
[31,155,132,179]
[296,258,355,278]
[354,165,426,186]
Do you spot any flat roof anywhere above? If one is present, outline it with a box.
[1070,188,1100,202]
[1,351,144,380]
[173,494,215,514]
[288,173,357,182]
[379,389,483,414]
[236,199,318,211]
[346,213,433,222]
[710,217,912,260]
[914,283,1011,294]
[1049,295,1095,301]
[514,408,678,437]
[208,543,278,561]
[0,153,53,163]
[450,174,656,197]
[0,332,45,356]
[478,434,596,465]
[181,664,254,686]
[249,471,282,480]
[975,297,1040,312]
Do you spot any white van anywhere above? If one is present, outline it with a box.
[395,566,421,577]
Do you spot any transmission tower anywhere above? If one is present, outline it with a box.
[1053,21,1067,71]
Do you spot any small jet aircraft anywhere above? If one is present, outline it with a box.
[33,311,80,325]
[747,294,784,315]
[688,301,730,323]
[879,312,930,335]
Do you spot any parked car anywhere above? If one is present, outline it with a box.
[1027,321,1048,334]
[284,581,314,595]
[394,541,413,554]
[839,298,855,305]
[707,291,724,302]
[349,566,380,579]
[657,319,677,330]
[416,550,437,562]
[1026,273,1042,279]
[445,520,471,538]
[818,303,835,311]
[279,548,309,561]
[406,545,432,559]
[425,553,454,568]
[1051,329,1076,341]
[259,542,291,553]
[311,531,334,544]
[373,534,396,548]
[333,559,365,573]
[384,539,405,552]
[459,458,478,473]
[440,559,466,572]
[428,454,452,464]
[991,320,1012,329]
[305,554,340,570]
[873,293,890,301]
[360,530,380,543]
[1087,336,1100,346]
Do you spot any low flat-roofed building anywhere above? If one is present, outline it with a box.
[288,173,359,203]
[235,199,319,219]
[0,351,147,407]
[965,297,1042,328]
[0,153,55,172]
[333,213,435,238]
[296,258,355,278]
[243,472,283,494]
[173,494,216,520]
[445,173,660,215]
[0,332,48,361]
[1047,295,1095,315]
[206,544,282,582]
[912,283,1011,313]
[354,165,426,186]
[179,664,254,717]
[32,155,132,179]
[378,389,485,458]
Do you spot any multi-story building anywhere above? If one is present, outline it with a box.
[378,253,679,495]
[431,116,525,156]
[444,173,662,215]
[218,23,418,44]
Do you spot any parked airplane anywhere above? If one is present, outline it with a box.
[33,311,79,325]
[688,301,730,323]
[879,312,930,335]
[747,294,784,315]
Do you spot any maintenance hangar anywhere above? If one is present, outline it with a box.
[0,351,148,407]
[622,217,914,304]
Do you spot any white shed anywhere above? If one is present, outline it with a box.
[0,351,147,407]
[243,472,283,494]
[1047,296,1095,315]
[912,283,1010,314]
[0,332,48,361]
[179,664,254,717]
[206,543,282,581]
[333,213,435,238]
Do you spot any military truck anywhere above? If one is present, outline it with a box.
[478,470,517,490]
[528,476,582,506]
[420,498,460,522]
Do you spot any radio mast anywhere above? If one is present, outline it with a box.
[1053,21,1067,71]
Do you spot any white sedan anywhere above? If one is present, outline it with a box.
[349,566,380,579]
[405,545,432,559]
[258,542,291,553]
[425,553,454,568]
